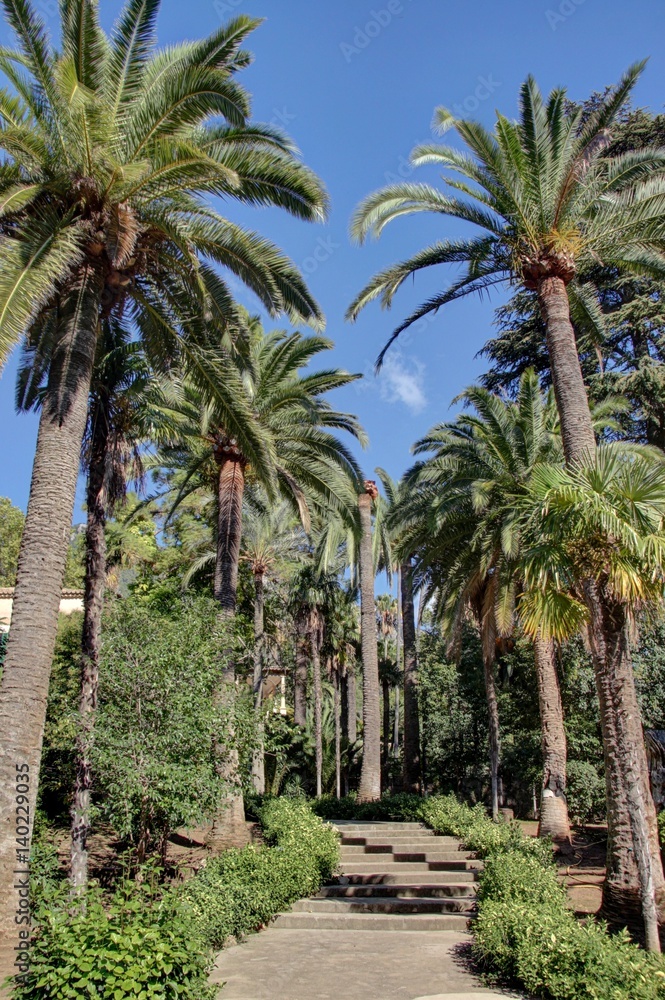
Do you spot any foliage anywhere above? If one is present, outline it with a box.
[38,614,82,822]
[474,851,665,999]
[0,496,24,587]
[348,65,665,369]
[15,872,215,1000]
[180,798,338,948]
[90,597,236,856]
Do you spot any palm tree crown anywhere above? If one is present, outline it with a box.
[348,62,665,368]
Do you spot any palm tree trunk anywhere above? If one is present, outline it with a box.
[538,274,664,944]
[251,572,265,795]
[401,562,420,793]
[345,652,357,745]
[334,659,341,799]
[312,614,323,798]
[70,399,109,891]
[483,649,501,822]
[0,274,100,985]
[358,486,381,802]
[382,677,390,766]
[585,582,664,948]
[294,618,308,727]
[534,634,572,850]
[538,276,596,465]
[209,453,249,851]
[393,684,400,754]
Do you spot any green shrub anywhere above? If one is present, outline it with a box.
[181,798,339,948]
[14,876,215,1000]
[92,598,235,856]
[659,810,665,847]
[474,851,665,1000]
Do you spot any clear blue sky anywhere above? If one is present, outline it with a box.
[1,0,664,515]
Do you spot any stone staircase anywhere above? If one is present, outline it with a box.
[273,820,480,931]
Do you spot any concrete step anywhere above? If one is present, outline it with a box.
[340,860,482,874]
[318,882,476,899]
[340,849,474,863]
[339,837,461,849]
[337,871,479,885]
[272,911,472,932]
[331,822,427,831]
[292,897,475,915]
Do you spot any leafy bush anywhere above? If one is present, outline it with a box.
[181,798,338,948]
[92,597,233,857]
[659,810,665,847]
[16,800,336,997]
[14,875,215,1000]
[566,759,606,826]
[474,852,665,1000]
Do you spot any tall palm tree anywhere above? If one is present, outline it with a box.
[376,593,398,766]
[159,323,366,615]
[289,567,342,797]
[396,372,570,832]
[357,480,382,802]
[377,469,421,793]
[18,316,160,888]
[348,65,665,930]
[0,0,328,963]
[240,501,305,793]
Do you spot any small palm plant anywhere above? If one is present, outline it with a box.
[519,448,665,948]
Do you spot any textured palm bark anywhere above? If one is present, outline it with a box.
[251,572,265,795]
[208,454,249,852]
[585,584,664,946]
[538,274,664,944]
[483,649,501,822]
[294,618,308,727]
[538,276,597,466]
[333,660,341,799]
[382,678,390,767]
[534,635,572,850]
[344,652,357,745]
[401,562,420,793]
[71,402,109,891]
[357,488,381,802]
[393,684,400,754]
[312,613,323,798]
[0,281,99,986]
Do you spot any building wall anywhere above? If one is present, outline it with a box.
[0,592,84,632]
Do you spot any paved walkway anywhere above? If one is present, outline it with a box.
[211,821,520,999]
[211,927,517,999]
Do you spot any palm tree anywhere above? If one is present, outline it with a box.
[0,0,328,961]
[240,501,305,793]
[159,322,366,615]
[18,315,159,889]
[348,66,665,929]
[289,567,342,797]
[377,469,421,793]
[357,480,382,802]
[396,372,570,831]
[376,594,398,767]
[70,325,159,889]
[520,449,665,949]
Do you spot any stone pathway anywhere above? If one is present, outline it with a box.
[211,821,521,999]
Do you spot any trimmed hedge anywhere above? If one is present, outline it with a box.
[15,799,338,998]
[475,852,665,1000]
[181,798,339,948]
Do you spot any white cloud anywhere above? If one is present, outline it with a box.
[377,352,427,414]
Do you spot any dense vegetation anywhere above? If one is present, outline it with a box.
[0,0,664,994]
